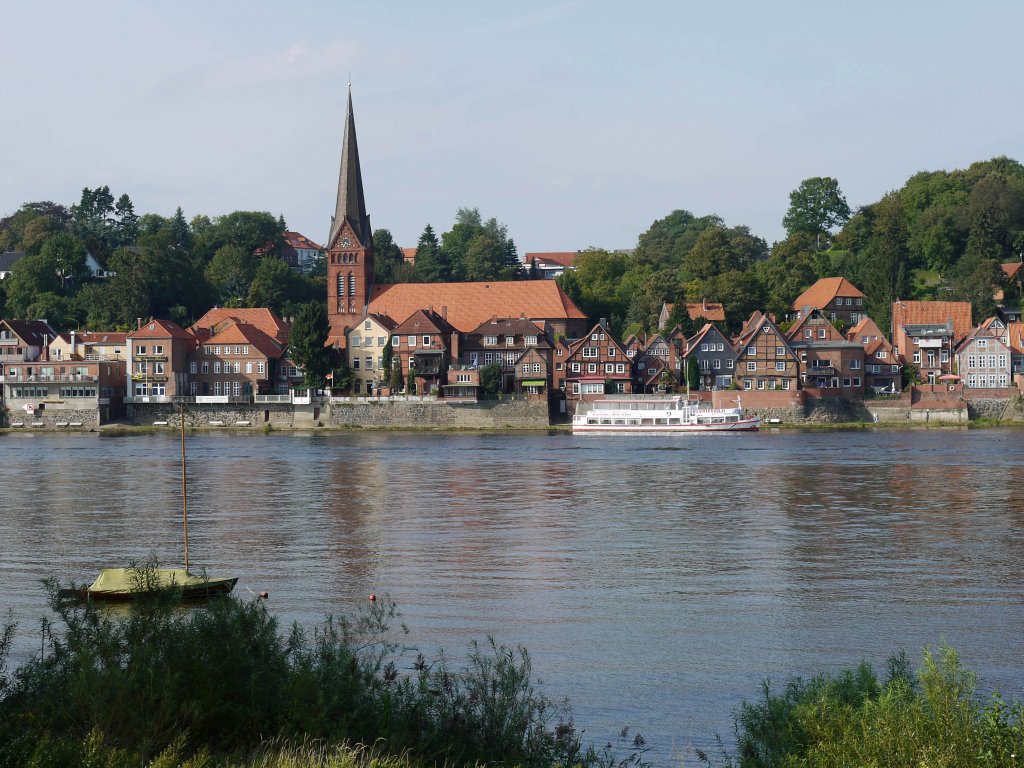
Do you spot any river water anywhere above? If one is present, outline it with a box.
[2,428,1023,762]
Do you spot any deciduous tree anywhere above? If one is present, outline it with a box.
[783,177,851,250]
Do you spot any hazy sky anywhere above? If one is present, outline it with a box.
[2,1,1021,253]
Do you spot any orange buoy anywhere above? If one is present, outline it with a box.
[369,593,377,602]
[259,591,269,599]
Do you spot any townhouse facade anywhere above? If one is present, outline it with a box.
[347,313,397,395]
[956,324,1012,388]
[563,321,632,403]
[458,317,552,393]
[791,277,867,327]
[733,312,800,391]
[847,318,901,393]
[390,309,459,394]
[684,323,737,390]
[126,319,194,399]
[787,308,866,396]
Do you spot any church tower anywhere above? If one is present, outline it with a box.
[327,86,374,343]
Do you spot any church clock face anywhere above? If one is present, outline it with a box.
[339,235,352,248]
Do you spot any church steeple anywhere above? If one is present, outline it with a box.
[326,85,375,345]
[329,84,371,248]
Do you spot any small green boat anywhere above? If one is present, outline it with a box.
[66,568,237,601]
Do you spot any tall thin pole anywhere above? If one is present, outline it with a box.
[180,401,189,571]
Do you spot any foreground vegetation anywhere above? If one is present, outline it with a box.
[1,578,1022,767]
[707,646,1024,768]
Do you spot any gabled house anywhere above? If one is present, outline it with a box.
[126,319,194,400]
[50,331,128,362]
[281,231,324,274]
[956,321,1012,389]
[347,313,398,395]
[524,252,579,279]
[633,334,680,392]
[190,322,285,398]
[390,309,459,395]
[563,320,631,404]
[684,323,737,390]
[514,346,551,397]
[458,316,551,393]
[891,301,972,383]
[786,307,865,395]
[733,311,800,392]
[1006,322,1024,377]
[847,318,901,393]
[791,277,866,327]
[192,307,290,345]
[550,337,572,394]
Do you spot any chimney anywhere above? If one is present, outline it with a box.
[137,317,142,330]
[441,306,447,320]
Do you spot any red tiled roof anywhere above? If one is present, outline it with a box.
[891,300,973,342]
[78,331,128,345]
[368,281,587,332]
[1002,262,1023,279]
[284,231,323,250]
[192,308,290,343]
[128,318,193,340]
[685,301,726,322]
[1006,322,1024,354]
[525,252,578,268]
[401,247,416,264]
[846,317,884,343]
[791,277,865,311]
[202,322,284,359]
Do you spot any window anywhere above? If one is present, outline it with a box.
[843,378,851,387]
[214,346,221,355]
[242,346,249,355]
[727,359,734,369]
[606,363,614,373]
[587,363,597,373]
[804,329,812,339]
[365,320,372,330]
[352,336,361,347]
[189,361,197,374]
[591,333,598,341]
[747,346,756,355]
[137,345,147,355]
[484,336,498,346]
[999,354,1008,368]
[203,346,211,355]
[213,362,221,374]
[484,352,493,364]
[233,346,240,355]
[700,359,709,370]
[233,362,240,374]
[378,337,386,346]
[408,335,416,347]
[747,361,757,371]
[257,362,265,374]
[701,343,709,352]
[776,346,785,356]
[423,335,431,346]
[757,379,765,390]
[201,361,209,374]
[556,348,563,357]
[968,355,977,369]
[762,325,770,333]
[190,381,197,395]
[853,377,861,386]
[941,351,949,363]
[913,351,921,364]
[245,362,252,374]
[522,363,531,374]
[233,381,241,397]
[583,346,598,358]
[153,345,163,355]
[353,358,360,370]
[572,382,580,394]
[878,350,887,359]
[556,362,563,371]
[365,356,373,370]
[818,329,826,339]
[213,382,221,396]
[713,359,721,369]
[775,361,785,371]
[571,363,581,373]
[608,347,616,357]
[616,363,625,373]
[647,367,656,376]
[782,379,790,390]
[851,359,861,370]
[978,338,987,347]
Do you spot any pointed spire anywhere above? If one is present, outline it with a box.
[329,84,370,247]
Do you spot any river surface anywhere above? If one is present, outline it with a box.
[2,429,1023,762]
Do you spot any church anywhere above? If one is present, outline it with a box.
[324,89,589,348]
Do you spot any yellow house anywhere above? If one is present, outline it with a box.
[346,313,398,395]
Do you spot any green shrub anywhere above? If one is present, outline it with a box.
[0,575,601,768]
[714,645,1024,768]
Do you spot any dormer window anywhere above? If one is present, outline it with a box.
[525,335,537,346]
[484,335,498,346]
[506,336,515,346]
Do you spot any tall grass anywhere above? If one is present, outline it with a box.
[0,573,610,768]
[707,646,1024,768]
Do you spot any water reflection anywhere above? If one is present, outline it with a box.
[1,429,1023,763]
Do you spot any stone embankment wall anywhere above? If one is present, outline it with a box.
[329,398,550,429]
[125,402,297,428]
[2,406,100,429]
[964,395,1024,421]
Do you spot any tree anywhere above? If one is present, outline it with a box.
[381,339,393,380]
[113,194,139,246]
[40,232,89,291]
[479,363,501,394]
[686,356,700,391]
[389,357,404,391]
[205,245,254,305]
[860,194,912,336]
[247,257,313,314]
[950,252,1002,322]
[633,210,724,269]
[332,358,354,393]
[289,301,333,388]
[4,252,62,316]
[406,370,416,394]
[783,177,852,250]
[665,302,695,337]
[412,224,447,282]
[372,229,405,284]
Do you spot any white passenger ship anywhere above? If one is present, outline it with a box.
[572,396,760,433]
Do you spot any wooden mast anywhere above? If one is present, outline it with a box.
[180,400,189,571]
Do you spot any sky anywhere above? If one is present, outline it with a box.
[2,1,1022,254]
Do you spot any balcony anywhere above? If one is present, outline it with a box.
[131,373,167,382]
[134,354,167,362]
[3,374,96,383]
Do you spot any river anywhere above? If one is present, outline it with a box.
[1,428,1023,762]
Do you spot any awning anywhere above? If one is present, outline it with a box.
[520,379,546,386]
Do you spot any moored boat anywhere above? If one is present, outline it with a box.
[572,396,759,433]
[62,568,238,601]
